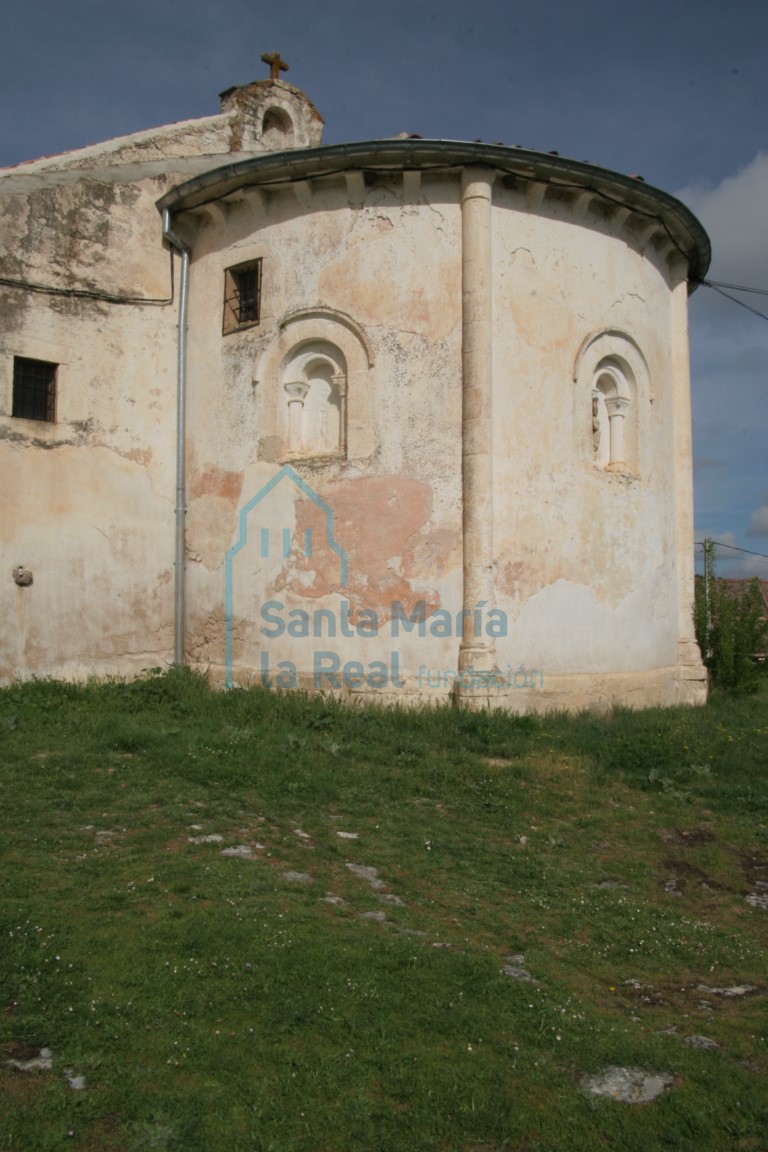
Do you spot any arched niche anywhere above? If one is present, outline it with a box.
[575,330,648,476]
[262,106,294,149]
[282,341,347,458]
[255,309,374,463]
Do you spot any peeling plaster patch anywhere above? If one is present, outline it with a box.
[275,474,440,620]
[188,465,244,503]
[188,610,228,663]
[319,222,459,340]
[115,447,153,467]
[505,576,672,673]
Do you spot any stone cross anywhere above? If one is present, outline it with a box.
[261,52,289,81]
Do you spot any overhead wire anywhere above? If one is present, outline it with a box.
[695,541,768,561]
[704,279,768,296]
[0,250,175,306]
[696,279,768,323]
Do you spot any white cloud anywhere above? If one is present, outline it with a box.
[695,529,738,550]
[748,500,768,538]
[677,152,768,287]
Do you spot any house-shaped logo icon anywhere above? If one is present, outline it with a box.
[224,465,349,687]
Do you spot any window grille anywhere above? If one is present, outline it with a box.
[12,357,57,421]
[223,260,262,334]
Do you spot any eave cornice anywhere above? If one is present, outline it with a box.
[157,139,711,285]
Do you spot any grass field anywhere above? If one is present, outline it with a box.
[1,670,767,1151]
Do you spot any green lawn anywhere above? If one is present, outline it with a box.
[1,670,767,1151]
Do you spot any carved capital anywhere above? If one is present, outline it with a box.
[605,396,630,417]
[284,380,309,404]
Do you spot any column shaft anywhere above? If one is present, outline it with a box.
[670,269,707,688]
[459,168,497,675]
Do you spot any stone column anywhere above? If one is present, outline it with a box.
[669,261,707,701]
[458,167,499,698]
[284,381,309,453]
[605,395,630,466]
[333,373,348,455]
[591,389,603,459]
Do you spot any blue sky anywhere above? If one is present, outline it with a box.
[2,0,766,576]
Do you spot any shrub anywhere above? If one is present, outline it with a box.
[695,570,768,692]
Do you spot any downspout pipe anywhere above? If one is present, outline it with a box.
[162,209,191,667]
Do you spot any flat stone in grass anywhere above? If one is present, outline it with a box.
[282,870,314,884]
[377,893,405,906]
[697,983,759,997]
[345,863,386,890]
[188,834,224,844]
[323,893,347,905]
[335,831,359,840]
[502,964,536,982]
[6,1047,53,1072]
[685,1035,719,1050]
[358,910,388,922]
[581,1067,674,1103]
[221,845,258,858]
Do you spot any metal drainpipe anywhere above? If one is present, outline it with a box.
[162,209,191,666]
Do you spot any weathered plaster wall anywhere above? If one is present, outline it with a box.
[491,184,680,678]
[0,176,179,679]
[176,168,704,708]
[1,78,325,682]
[182,175,464,683]
[1,89,705,707]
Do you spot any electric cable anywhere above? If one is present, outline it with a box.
[0,250,175,306]
[695,541,768,561]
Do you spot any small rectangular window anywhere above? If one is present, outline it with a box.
[223,259,262,334]
[12,357,57,422]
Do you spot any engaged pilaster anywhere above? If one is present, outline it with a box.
[670,262,707,700]
[457,167,500,703]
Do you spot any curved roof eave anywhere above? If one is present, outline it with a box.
[156,138,710,285]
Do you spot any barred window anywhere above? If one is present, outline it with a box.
[223,260,262,334]
[12,357,57,422]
